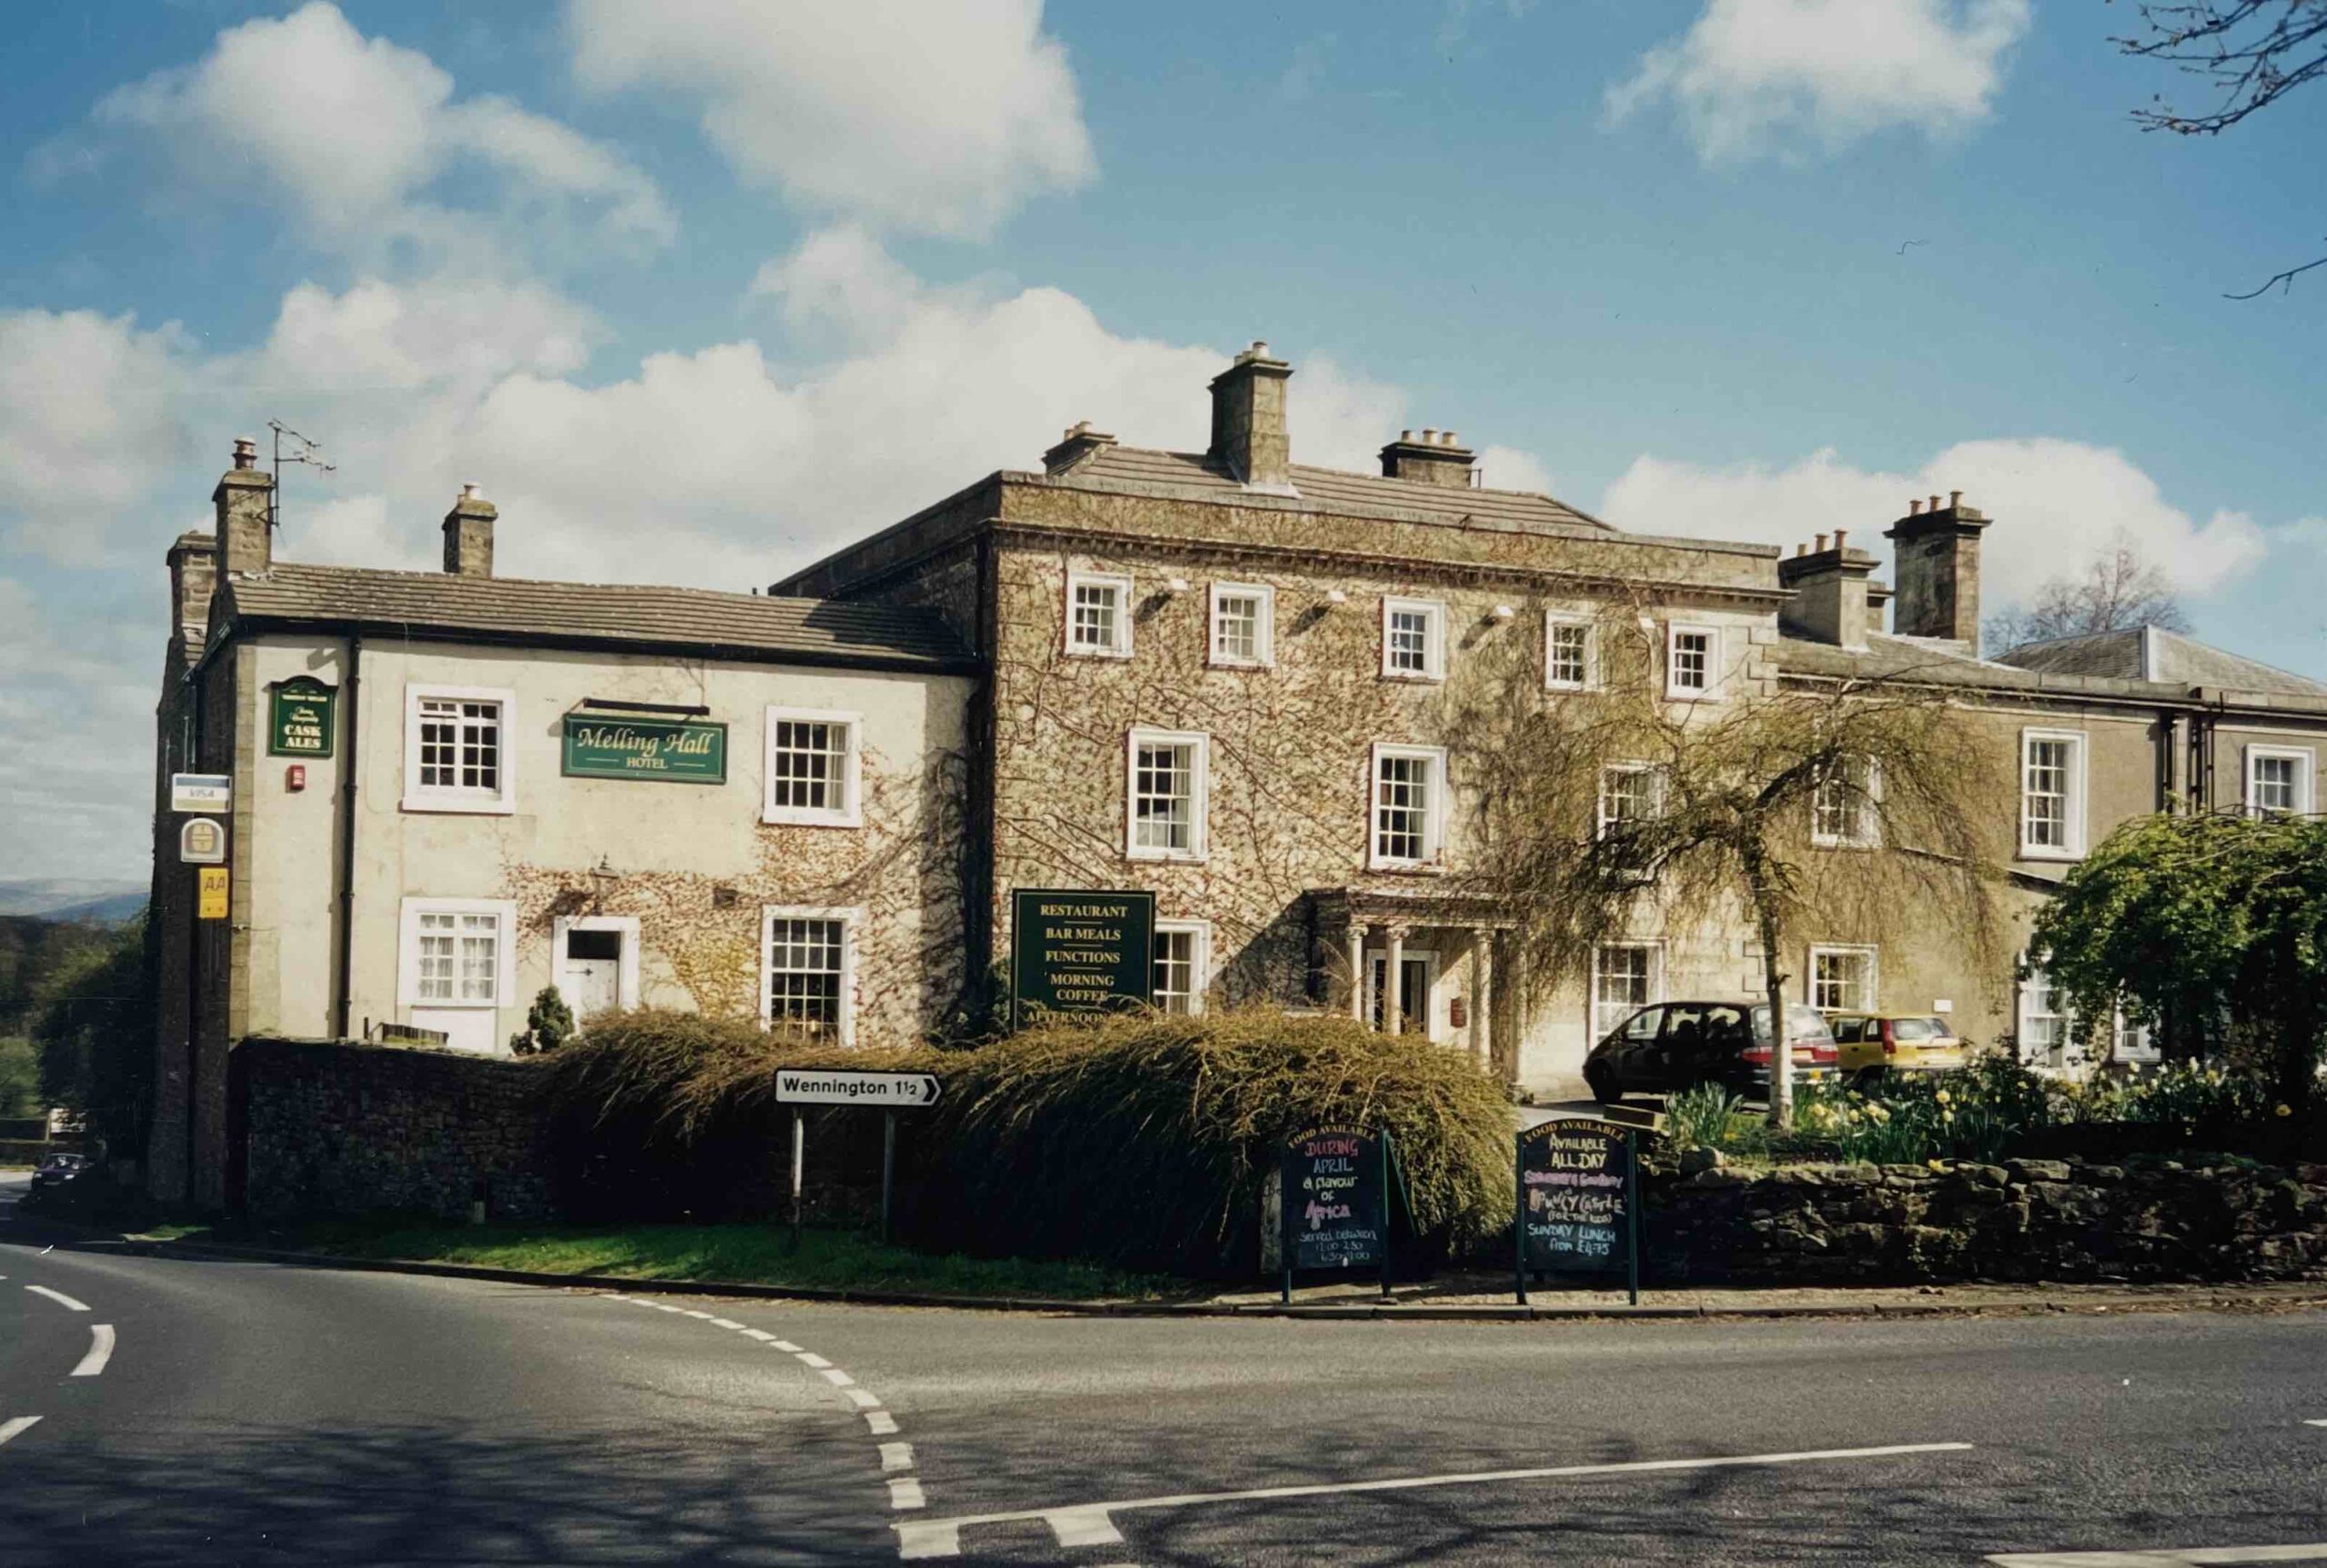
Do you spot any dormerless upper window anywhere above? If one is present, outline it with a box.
[403,684,517,814]
[1066,572,1134,657]
[1381,598,1446,681]
[1370,743,1446,868]
[764,708,862,827]
[2019,729,2084,858]
[2246,745,2314,817]
[1209,583,1274,667]
[1593,943,1661,1040]
[1545,616,1593,690]
[1812,758,1881,848]
[1127,728,1208,861]
[1665,624,1719,699]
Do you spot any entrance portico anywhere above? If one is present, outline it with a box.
[1311,890,1518,1082]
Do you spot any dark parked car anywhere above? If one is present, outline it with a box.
[1584,1000,1839,1104]
[28,1152,91,1194]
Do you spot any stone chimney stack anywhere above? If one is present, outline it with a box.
[1777,528,1888,651]
[1207,340,1293,490]
[166,531,218,661]
[442,484,497,577]
[1043,420,1118,475]
[1378,427,1476,489]
[1883,492,1989,644]
[214,435,273,575]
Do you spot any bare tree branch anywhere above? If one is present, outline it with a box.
[2115,0,2327,134]
[2223,245,2327,297]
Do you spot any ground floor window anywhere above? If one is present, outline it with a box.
[763,907,855,1044]
[2018,964,2073,1067]
[1152,920,1211,1014]
[396,897,518,1054]
[1809,945,1878,1014]
[1592,943,1662,1039]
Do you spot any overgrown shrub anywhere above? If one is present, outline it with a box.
[907,1011,1513,1275]
[536,1008,1514,1275]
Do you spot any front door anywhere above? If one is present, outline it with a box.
[562,927,624,1019]
[1367,951,1438,1038]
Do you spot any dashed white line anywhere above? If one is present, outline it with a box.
[821,1368,856,1388]
[844,1388,882,1410]
[867,1411,901,1436]
[71,1324,115,1378]
[770,1339,803,1353]
[24,1285,87,1313]
[0,1417,40,1447]
[796,1351,833,1369]
[889,1478,927,1511]
[881,1442,915,1473]
[2303,1419,2327,1428]
[740,1328,777,1342]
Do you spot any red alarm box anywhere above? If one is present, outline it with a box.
[285,764,306,792]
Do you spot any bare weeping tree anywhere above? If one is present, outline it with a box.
[1446,604,2012,1128]
[2115,1,2327,296]
[1982,533,2190,654]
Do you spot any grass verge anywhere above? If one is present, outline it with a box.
[158,1218,1177,1301]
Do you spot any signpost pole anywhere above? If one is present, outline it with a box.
[880,1109,897,1245]
[1378,1133,1393,1302]
[789,1109,805,1254]
[1513,1131,1527,1306]
[1625,1128,1642,1307]
[1279,1154,1293,1306]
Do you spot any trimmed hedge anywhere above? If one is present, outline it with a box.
[536,1010,1514,1274]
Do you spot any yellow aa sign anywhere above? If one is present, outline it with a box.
[197,867,229,921]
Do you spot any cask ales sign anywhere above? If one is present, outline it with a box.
[561,714,727,784]
[268,677,336,757]
[1009,888,1154,1027]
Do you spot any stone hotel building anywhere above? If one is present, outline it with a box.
[151,346,2327,1203]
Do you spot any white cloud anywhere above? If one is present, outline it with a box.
[95,2,672,256]
[1477,444,1557,498]
[251,275,604,395]
[0,308,197,565]
[462,230,1405,585]
[565,0,1094,238]
[1600,437,2270,614]
[0,576,162,881]
[1606,0,2032,163]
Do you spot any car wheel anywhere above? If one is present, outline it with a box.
[1584,1064,1618,1104]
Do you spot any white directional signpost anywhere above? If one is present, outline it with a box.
[773,1070,945,1247]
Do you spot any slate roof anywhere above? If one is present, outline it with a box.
[1994,625,2327,696]
[1058,444,1615,536]
[1777,626,2327,709]
[215,562,974,670]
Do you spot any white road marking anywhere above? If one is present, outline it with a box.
[1990,1549,2327,1566]
[0,1417,40,1447]
[25,1285,87,1313]
[708,1317,745,1330]
[821,1368,856,1388]
[796,1352,833,1369]
[891,1441,1974,1560]
[845,1388,882,1410]
[652,1302,685,1313]
[889,1478,926,1511]
[880,1442,914,1473]
[771,1339,803,1353]
[71,1324,115,1377]
[681,1309,714,1320]
[2302,1420,2327,1428]
[867,1412,901,1436]
[740,1328,777,1342]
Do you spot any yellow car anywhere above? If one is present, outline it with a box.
[1830,1013,1966,1081]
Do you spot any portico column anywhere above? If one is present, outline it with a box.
[1384,924,1407,1033]
[1345,922,1370,1022]
[1470,927,1493,1073]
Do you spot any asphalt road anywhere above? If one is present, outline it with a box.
[3,1187,2322,1567]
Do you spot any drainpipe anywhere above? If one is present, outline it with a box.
[184,668,204,1204]
[334,634,363,1038]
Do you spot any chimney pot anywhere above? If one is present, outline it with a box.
[1834,527,1848,549]
[232,436,258,471]
[1949,489,1962,508]
[1421,429,1437,444]
[1815,533,1829,553]
[1909,498,1923,515]
[1794,543,1806,556]
[1929,494,1942,513]
[1442,430,1458,446]
[1400,429,1414,442]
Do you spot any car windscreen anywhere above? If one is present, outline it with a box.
[1890,1017,1947,1042]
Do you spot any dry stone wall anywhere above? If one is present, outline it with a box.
[1648,1156,2327,1284]
[233,1035,554,1222]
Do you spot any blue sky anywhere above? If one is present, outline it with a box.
[2,1,2321,881]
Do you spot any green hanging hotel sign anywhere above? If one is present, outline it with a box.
[561,714,727,784]
[268,677,336,757]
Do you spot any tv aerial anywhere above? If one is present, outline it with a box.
[266,419,336,534]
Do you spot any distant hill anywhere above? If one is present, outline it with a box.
[0,880,146,924]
